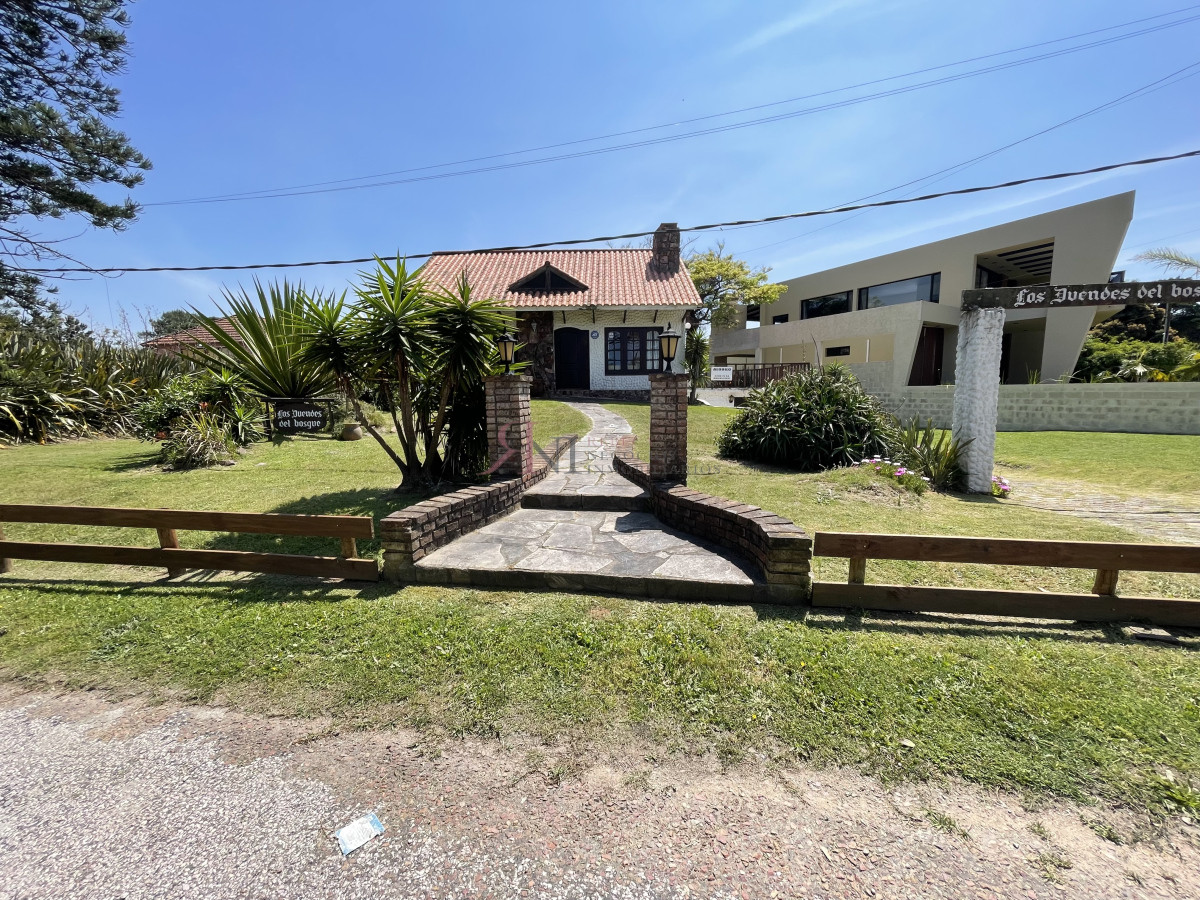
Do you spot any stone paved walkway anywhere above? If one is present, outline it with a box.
[417,509,758,597]
[524,402,645,508]
[419,402,763,602]
[1003,478,1200,544]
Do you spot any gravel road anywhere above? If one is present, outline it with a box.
[0,686,1195,899]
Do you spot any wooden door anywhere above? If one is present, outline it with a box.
[554,327,590,390]
[909,326,944,386]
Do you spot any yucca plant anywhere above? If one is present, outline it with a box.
[188,279,338,400]
[294,258,513,488]
[890,418,971,490]
[161,409,235,469]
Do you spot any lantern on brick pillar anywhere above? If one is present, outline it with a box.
[496,332,517,374]
[658,323,681,372]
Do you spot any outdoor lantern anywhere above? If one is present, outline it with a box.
[497,332,517,374]
[659,323,681,372]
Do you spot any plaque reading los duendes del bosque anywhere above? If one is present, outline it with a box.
[273,401,327,433]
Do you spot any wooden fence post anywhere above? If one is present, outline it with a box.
[0,524,12,575]
[848,557,866,584]
[1092,568,1120,597]
[340,537,357,560]
[157,527,184,577]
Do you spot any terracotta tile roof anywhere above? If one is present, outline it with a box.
[142,317,244,352]
[418,249,699,309]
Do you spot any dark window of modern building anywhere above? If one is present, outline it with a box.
[801,290,852,319]
[605,327,661,375]
[825,345,851,357]
[857,273,940,309]
[772,313,789,325]
[975,265,1007,289]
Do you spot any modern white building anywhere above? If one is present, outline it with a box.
[711,192,1135,394]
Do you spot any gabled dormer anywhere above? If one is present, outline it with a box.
[509,262,587,294]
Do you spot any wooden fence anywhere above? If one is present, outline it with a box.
[813,532,1200,627]
[0,504,379,582]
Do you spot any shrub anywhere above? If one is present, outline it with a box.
[716,365,893,470]
[130,369,264,445]
[991,475,1012,498]
[890,418,970,490]
[161,410,235,469]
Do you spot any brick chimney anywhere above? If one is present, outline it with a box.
[651,222,681,273]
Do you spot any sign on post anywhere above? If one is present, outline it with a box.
[961,280,1200,311]
[272,401,327,434]
[710,366,734,382]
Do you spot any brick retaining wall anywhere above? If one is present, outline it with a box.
[614,455,812,604]
[381,435,574,581]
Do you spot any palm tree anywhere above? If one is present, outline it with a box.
[1132,247,1200,343]
[1133,247,1200,277]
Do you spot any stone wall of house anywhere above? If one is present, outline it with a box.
[515,311,555,396]
[552,309,686,392]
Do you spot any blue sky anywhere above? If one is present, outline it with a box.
[31,0,1200,332]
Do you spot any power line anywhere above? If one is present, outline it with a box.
[25,149,1200,275]
[145,9,1200,207]
[730,58,1200,256]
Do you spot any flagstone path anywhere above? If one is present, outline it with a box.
[1002,477,1200,544]
[523,402,646,510]
[416,402,763,602]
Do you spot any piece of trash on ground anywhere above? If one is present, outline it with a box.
[336,812,384,856]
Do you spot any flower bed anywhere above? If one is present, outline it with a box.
[851,457,929,495]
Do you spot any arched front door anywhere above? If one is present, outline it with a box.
[554,327,590,390]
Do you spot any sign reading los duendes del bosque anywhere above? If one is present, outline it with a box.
[272,401,327,434]
[961,280,1200,311]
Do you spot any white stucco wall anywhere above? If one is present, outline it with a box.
[551,308,687,391]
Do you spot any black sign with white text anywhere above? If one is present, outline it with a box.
[961,280,1200,311]
[272,401,327,433]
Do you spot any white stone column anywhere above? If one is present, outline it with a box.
[951,307,1005,493]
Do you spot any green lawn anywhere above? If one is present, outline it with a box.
[994,431,1200,499]
[1,400,1199,814]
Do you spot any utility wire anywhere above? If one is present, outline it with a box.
[730,58,1200,255]
[26,149,1200,274]
[145,9,1200,206]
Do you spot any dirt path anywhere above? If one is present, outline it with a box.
[1,686,1195,899]
[1001,477,1200,544]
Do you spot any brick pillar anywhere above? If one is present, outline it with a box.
[649,372,688,483]
[485,374,533,479]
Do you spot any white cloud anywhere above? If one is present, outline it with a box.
[728,0,897,57]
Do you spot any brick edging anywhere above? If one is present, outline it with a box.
[381,434,575,581]
[613,454,812,605]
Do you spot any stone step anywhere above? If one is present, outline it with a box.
[409,563,764,604]
[522,491,648,512]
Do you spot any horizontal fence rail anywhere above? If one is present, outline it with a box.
[0,504,379,582]
[813,531,1200,627]
[726,362,810,389]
